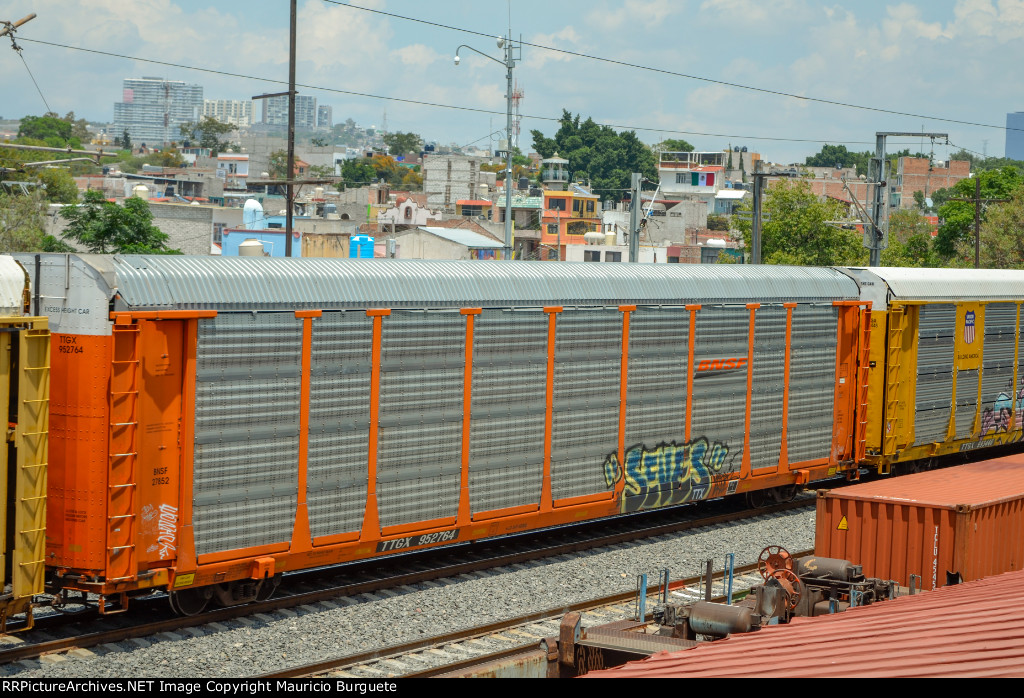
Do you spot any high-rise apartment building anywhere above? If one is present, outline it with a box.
[203,99,253,128]
[317,105,333,130]
[113,77,203,146]
[1007,112,1024,160]
[261,95,317,129]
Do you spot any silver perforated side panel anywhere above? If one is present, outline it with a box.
[750,306,788,469]
[550,310,621,501]
[625,307,689,448]
[193,313,301,555]
[468,310,546,514]
[955,369,979,438]
[981,304,1017,435]
[690,306,748,474]
[915,304,955,445]
[786,305,838,463]
[307,311,373,539]
[376,311,464,527]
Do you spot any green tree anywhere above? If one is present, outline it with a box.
[179,116,235,155]
[804,144,871,176]
[653,138,694,153]
[36,168,79,204]
[310,136,330,148]
[340,158,376,188]
[268,150,289,180]
[58,190,180,254]
[531,110,656,202]
[120,129,132,150]
[736,180,864,265]
[952,185,1024,268]
[880,209,935,267]
[0,189,73,252]
[383,132,422,156]
[934,167,1023,259]
[18,113,79,147]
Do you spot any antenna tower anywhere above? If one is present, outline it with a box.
[510,80,524,149]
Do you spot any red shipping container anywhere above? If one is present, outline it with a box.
[815,455,1024,590]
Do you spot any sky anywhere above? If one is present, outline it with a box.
[1,0,1022,164]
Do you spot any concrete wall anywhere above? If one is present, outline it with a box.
[302,233,350,258]
[389,230,473,260]
[422,155,487,212]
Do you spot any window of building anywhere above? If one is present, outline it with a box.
[604,251,622,262]
[213,222,226,245]
[548,197,566,211]
[572,199,581,213]
[668,256,680,263]
[586,201,595,213]
[547,223,559,237]
[676,173,687,184]
[584,250,601,262]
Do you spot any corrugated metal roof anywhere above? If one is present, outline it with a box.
[850,267,1024,300]
[819,453,1024,509]
[0,257,26,316]
[586,568,1024,678]
[88,256,860,311]
[417,227,503,249]
[715,190,748,200]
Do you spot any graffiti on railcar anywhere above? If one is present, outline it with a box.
[981,376,1024,435]
[602,438,729,513]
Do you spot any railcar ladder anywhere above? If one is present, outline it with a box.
[854,307,871,464]
[106,322,141,590]
[883,307,906,459]
[13,325,50,610]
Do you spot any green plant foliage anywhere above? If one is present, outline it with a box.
[530,110,656,202]
[934,167,1023,259]
[737,179,865,266]
[58,190,180,254]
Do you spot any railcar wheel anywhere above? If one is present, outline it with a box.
[770,568,804,610]
[169,586,212,616]
[746,489,770,508]
[757,545,793,580]
[255,574,281,602]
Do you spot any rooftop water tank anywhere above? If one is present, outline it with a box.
[243,199,264,230]
[238,239,265,256]
[131,184,149,200]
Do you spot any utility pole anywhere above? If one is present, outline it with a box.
[285,0,297,257]
[0,13,35,39]
[749,162,801,264]
[865,131,947,266]
[950,177,1009,269]
[628,173,642,262]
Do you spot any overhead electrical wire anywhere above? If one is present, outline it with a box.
[16,36,927,149]
[326,0,1022,134]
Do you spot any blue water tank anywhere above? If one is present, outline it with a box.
[350,235,374,259]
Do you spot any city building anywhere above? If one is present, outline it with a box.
[203,99,254,128]
[261,95,317,129]
[317,105,333,130]
[539,185,602,259]
[422,154,493,213]
[657,151,726,212]
[1006,112,1024,160]
[113,77,203,146]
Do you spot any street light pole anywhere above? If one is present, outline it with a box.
[455,37,518,261]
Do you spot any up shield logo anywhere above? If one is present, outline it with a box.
[964,310,976,345]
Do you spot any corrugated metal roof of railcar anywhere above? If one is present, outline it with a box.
[854,266,1024,300]
[584,568,1024,678]
[104,256,859,310]
[819,453,1024,509]
[0,256,27,316]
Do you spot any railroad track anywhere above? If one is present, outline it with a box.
[263,553,806,679]
[1,496,814,669]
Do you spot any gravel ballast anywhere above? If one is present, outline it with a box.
[3,508,814,678]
